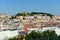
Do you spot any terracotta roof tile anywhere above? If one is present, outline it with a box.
[24,24,33,28]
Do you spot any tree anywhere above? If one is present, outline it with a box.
[42,30,57,37]
[31,12,54,18]
[10,16,15,19]
[15,12,30,16]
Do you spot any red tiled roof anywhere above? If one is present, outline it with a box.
[24,24,33,28]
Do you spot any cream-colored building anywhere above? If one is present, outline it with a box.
[0,14,11,19]
[16,16,23,20]
[54,16,60,22]
[22,19,30,24]
[36,16,50,22]
[24,16,34,19]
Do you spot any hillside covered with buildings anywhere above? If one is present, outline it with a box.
[0,12,60,40]
[0,12,60,30]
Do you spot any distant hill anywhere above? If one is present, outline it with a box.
[15,12,54,17]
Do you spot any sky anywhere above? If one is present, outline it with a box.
[0,0,60,15]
